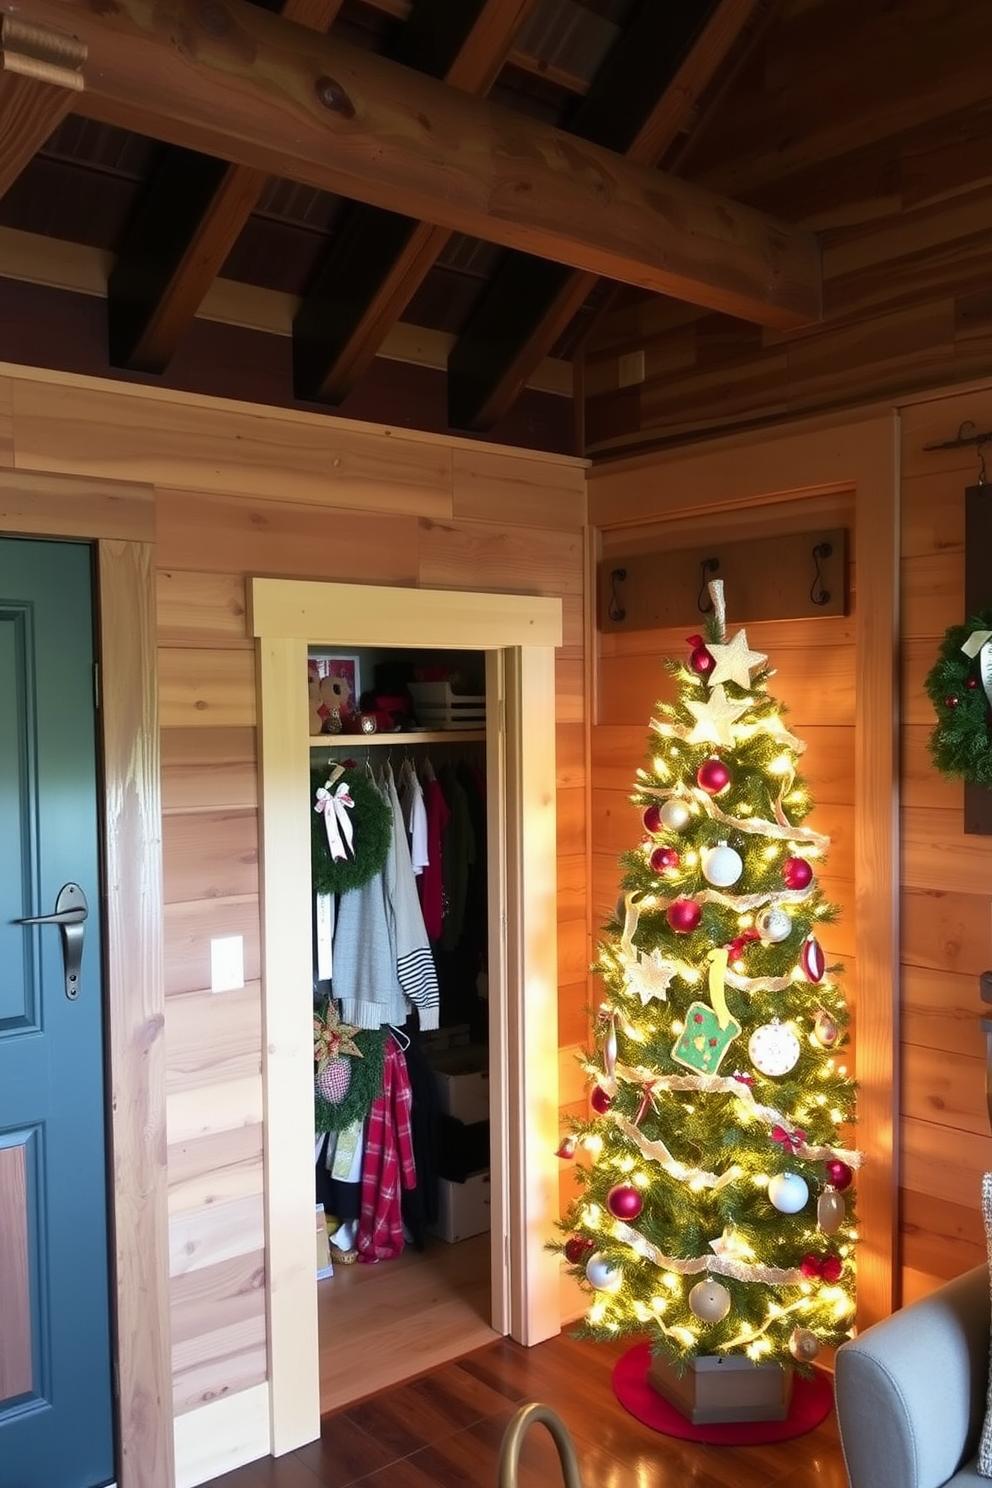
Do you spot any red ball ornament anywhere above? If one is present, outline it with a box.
[945,695,960,708]
[820,1254,844,1283]
[824,1159,853,1190]
[697,757,731,795]
[641,804,663,835]
[666,898,702,933]
[607,1184,643,1221]
[590,1085,613,1114]
[690,645,715,676]
[782,856,813,890]
[800,1253,822,1279]
[564,1235,594,1265]
[967,677,980,690]
[649,845,680,873]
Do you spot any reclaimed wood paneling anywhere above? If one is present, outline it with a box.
[0,379,12,466]
[161,729,257,816]
[582,0,992,456]
[164,898,262,998]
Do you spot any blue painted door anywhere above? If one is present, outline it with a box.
[0,538,114,1487]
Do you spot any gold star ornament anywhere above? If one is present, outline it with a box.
[314,1003,364,1070]
[706,629,768,690]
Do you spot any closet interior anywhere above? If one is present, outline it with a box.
[308,644,499,1411]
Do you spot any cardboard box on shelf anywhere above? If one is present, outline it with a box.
[430,1169,491,1243]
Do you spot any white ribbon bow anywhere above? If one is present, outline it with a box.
[961,628,992,707]
[315,780,355,862]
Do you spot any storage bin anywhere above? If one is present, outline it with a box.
[430,1169,491,1243]
[408,680,486,730]
[429,1045,490,1124]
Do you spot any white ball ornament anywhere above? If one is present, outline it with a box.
[659,798,691,832]
[767,1172,809,1213]
[748,1019,801,1076]
[585,1252,622,1293]
[701,841,743,888]
[688,1278,731,1323]
[757,907,792,944]
[789,1327,821,1363]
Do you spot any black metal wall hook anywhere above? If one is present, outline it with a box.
[697,557,720,613]
[810,542,832,605]
[608,567,626,622]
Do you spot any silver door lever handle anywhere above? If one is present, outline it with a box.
[16,882,88,999]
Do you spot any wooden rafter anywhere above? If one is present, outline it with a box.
[7,0,821,332]
[447,0,768,431]
[293,0,537,405]
[106,0,345,373]
[0,15,85,200]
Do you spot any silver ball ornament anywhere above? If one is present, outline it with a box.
[585,1252,622,1292]
[688,1278,731,1323]
[767,1172,809,1213]
[659,798,691,832]
[789,1327,821,1363]
[817,1185,846,1235]
[757,907,792,943]
[701,841,743,888]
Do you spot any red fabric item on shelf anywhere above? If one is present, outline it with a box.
[612,1342,834,1444]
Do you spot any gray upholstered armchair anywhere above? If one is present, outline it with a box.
[834,1265,990,1488]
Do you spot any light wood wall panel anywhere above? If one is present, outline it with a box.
[0,359,589,1464]
[899,389,992,1294]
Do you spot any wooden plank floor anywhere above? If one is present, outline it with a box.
[204,1328,848,1488]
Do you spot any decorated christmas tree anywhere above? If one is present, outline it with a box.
[556,582,860,1375]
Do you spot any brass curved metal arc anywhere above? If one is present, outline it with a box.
[496,1402,585,1488]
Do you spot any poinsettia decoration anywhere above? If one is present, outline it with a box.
[314,1002,364,1070]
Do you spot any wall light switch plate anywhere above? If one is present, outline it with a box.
[210,935,244,993]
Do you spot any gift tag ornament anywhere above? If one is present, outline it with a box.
[767,1172,809,1213]
[817,1185,846,1235]
[689,1278,731,1323]
[660,798,691,832]
[701,841,743,888]
[672,1000,742,1075]
[800,933,825,983]
[585,1252,622,1292]
[758,907,792,943]
[748,1019,801,1076]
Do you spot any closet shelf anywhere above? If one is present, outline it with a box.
[310,730,486,748]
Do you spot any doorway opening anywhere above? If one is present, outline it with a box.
[251,578,564,1456]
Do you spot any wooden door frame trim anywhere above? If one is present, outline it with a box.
[0,470,171,1488]
[587,408,900,1328]
[250,577,563,1455]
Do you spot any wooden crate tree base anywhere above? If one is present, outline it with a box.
[647,1352,794,1424]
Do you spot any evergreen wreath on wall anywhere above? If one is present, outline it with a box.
[311,762,392,894]
[925,608,992,786]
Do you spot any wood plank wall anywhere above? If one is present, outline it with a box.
[899,387,992,1301]
[582,0,992,458]
[0,363,589,1426]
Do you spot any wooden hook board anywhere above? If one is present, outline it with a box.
[598,529,848,633]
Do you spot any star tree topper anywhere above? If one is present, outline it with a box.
[705,628,768,690]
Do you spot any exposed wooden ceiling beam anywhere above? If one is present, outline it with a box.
[447,0,767,431]
[106,0,345,373]
[293,0,537,405]
[9,0,821,331]
[0,15,86,200]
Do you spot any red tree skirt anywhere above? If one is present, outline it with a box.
[613,1343,834,1445]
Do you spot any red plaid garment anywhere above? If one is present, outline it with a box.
[357,1037,417,1263]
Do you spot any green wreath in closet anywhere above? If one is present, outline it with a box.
[924,608,992,786]
[313,1002,386,1133]
[311,763,392,894]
